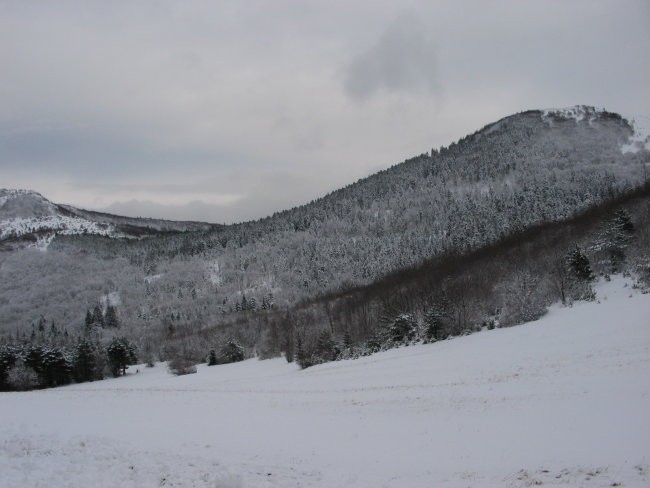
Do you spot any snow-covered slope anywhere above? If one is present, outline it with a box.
[1,276,649,488]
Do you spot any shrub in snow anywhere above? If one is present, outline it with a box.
[497,271,548,326]
[0,345,18,390]
[365,333,382,354]
[6,361,39,391]
[218,340,245,364]
[168,355,197,376]
[383,313,417,344]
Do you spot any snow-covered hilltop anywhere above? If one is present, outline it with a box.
[0,189,220,249]
[0,189,116,247]
[541,104,609,123]
[542,105,650,154]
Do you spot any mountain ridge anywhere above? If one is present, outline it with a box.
[1,104,648,345]
[2,105,647,242]
[0,188,221,249]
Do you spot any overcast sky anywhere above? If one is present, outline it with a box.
[1,1,649,223]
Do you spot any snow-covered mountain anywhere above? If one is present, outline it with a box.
[0,189,219,249]
[0,189,116,248]
[1,105,648,352]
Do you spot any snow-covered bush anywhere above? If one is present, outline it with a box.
[168,355,197,375]
[6,361,40,391]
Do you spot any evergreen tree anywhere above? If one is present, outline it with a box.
[104,304,119,329]
[106,337,137,377]
[604,209,636,272]
[314,330,337,362]
[24,345,46,385]
[424,304,447,342]
[284,329,295,363]
[91,304,104,328]
[565,246,596,302]
[72,339,98,382]
[37,316,46,336]
[613,208,635,235]
[567,246,594,282]
[207,349,218,366]
[343,329,353,349]
[40,348,72,387]
[166,322,175,339]
[384,313,417,344]
[48,320,58,339]
[295,335,308,368]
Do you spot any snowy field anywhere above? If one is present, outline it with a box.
[1,276,649,488]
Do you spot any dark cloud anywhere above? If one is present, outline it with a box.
[343,16,438,99]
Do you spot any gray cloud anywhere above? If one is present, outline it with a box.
[104,200,229,224]
[84,171,323,223]
[343,16,438,99]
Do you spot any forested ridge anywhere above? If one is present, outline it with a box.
[1,106,649,383]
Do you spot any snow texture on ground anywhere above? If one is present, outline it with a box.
[1,276,649,487]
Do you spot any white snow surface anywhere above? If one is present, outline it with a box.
[2,276,649,487]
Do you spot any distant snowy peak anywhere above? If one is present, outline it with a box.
[0,188,222,249]
[0,188,59,219]
[0,188,118,246]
